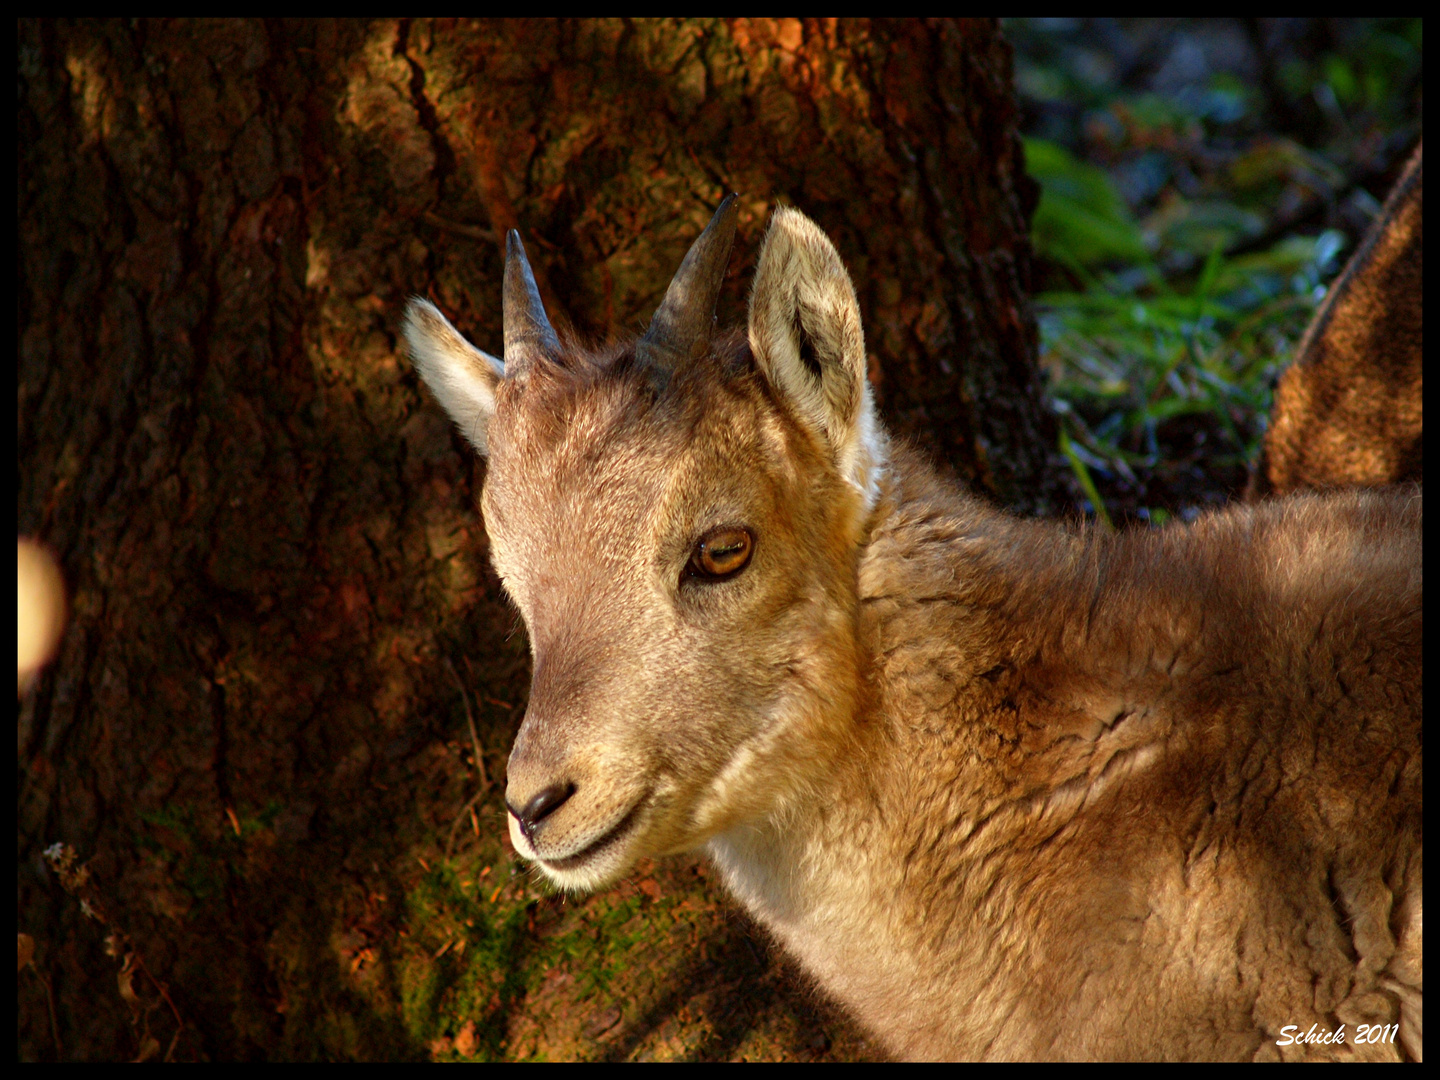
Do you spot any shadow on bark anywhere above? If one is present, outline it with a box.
[18,18,1051,1060]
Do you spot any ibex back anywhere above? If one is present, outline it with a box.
[403,198,1422,1061]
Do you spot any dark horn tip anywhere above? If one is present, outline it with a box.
[633,192,743,375]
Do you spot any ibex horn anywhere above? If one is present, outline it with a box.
[635,193,740,375]
[503,229,561,374]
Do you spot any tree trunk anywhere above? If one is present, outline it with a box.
[17,18,1058,1061]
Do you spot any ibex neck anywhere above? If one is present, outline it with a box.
[704,450,960,926]
[703,752,895,957]
[702,449,1044,1055]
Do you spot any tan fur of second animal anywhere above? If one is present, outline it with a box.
[402,200,1422,1061]
[1251,142,1422,496]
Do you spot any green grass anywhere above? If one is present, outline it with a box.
[1023,137,1347,522]
[1010,18,1420,522]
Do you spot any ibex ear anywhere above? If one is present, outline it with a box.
[403,298,505,455]
[748,208,886,509]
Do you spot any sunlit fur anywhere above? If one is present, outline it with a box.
[1251,142,1422,496]
[404,207,1422,1061]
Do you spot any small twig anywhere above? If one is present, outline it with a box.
[130,951,185,1054]
[444,656,493,858]
[465,653,523,721]
[445,789,488,859]
[444,656,488,791]
[421,210,497,244]
[41,844,185,1058]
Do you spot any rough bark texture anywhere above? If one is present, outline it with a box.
[17,18,1058,1060]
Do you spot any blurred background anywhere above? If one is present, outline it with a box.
[1008,17,1422,524]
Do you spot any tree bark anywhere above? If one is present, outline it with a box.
[18,18,1058,1060]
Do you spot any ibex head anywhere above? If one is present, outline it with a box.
[404,198,887,890]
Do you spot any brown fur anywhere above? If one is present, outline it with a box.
[403,206,1423,1060]
[1250,142,1422,497]
[807,452,1422,1059]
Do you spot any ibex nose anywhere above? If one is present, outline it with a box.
[507,782,576,841]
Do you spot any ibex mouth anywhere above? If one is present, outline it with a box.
[538,798,646,873]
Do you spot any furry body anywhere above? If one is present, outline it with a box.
[715,451,1421,1059]
[403,205,1422,1060]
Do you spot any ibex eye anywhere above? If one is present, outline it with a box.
[688,526,754,582]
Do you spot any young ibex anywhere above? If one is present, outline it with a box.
[403,198,1422,1061]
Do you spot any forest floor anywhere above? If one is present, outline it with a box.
[414,853,877,1062]
[1011,17,1421,525]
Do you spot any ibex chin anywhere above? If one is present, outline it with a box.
[402,197,1422,1061]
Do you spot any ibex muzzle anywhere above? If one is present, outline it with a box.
[403,200,1421,1060]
